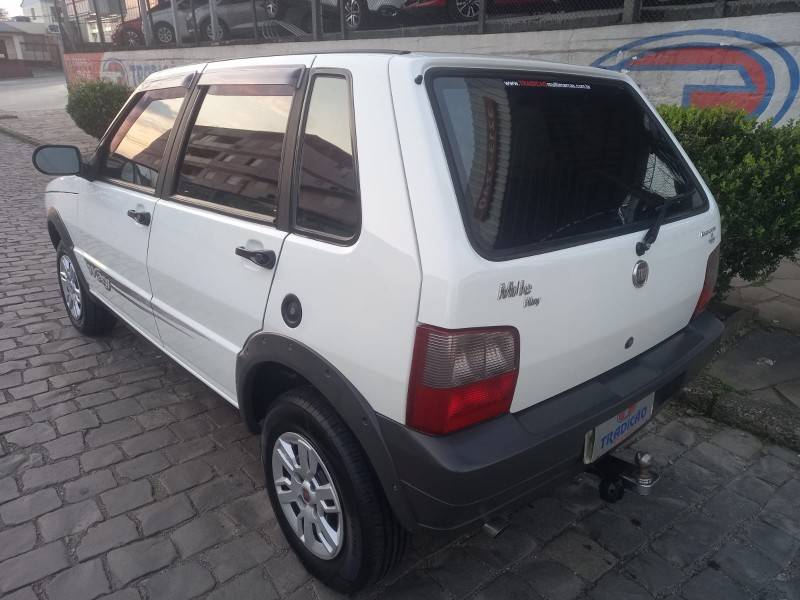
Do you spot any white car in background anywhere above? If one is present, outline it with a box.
[34,51,722,592]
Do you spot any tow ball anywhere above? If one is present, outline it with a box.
[588,451,659,503]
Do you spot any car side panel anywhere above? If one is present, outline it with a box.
[263,55,422,425]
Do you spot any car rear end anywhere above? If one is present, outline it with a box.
[385,54,723,530]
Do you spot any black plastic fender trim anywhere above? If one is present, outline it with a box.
[46,207,74,251]
[236,333,418,532]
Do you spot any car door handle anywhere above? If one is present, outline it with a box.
[126,209,151,226]
[235,246,276,269]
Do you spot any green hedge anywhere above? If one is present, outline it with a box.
[658,105,800,296]
[66,80,132,140]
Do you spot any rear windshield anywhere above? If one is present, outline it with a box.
[429,72,707,258]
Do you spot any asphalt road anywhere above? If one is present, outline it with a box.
[0,72,69,114]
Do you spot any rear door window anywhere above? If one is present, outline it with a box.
[429,73,707,258]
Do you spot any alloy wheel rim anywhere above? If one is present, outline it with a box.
[456,0,479,17]
[157,27,173,43]
[125,30,139,47]
[272,432,344,560]
[59,255,82,320]
[344,0,360,28]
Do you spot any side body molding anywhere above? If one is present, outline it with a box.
[236,333,417,531]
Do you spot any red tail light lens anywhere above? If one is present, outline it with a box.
[693,246,720,317]
[406,325,520,435]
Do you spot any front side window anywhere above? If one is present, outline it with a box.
[175,83,293,218]
[295,75,360,240]
[430,74,707,257]
[102,87,186,190]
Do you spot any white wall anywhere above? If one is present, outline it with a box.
[63,12,800,123]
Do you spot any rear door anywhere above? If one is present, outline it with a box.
[395,64,720,413]
[146,62,305,400]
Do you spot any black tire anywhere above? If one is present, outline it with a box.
[56,244,116,336]
[447,0,480,20]
[118,27,144,48]
[153,22,176,45]
[343,0,368,30]
[261,387,407,593]
[200,18,228,41]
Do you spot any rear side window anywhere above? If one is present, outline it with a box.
[102,87,185,190]
[294,75,360,241]
[429,74,707,258]
[175,83,294,219]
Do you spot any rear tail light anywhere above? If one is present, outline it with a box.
[693,245,720,317]
[406,325,519,435]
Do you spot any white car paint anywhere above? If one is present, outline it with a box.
[45,52,720,427]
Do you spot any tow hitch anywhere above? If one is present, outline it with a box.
[588,451,659,503]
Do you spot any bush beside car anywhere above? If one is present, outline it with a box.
[659,105,800,296]
[66,81,132,140]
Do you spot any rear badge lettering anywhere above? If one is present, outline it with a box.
[497,280,541,308]
[701,226,717,245]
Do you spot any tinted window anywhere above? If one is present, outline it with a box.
[175,84,293,218]
[295,76,359,240]
[102,88,185,189]
[430,75,706,257]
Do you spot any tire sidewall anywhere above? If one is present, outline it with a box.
[56,245,87,331]
[262,398,367,587]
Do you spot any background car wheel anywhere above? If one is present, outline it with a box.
[343,0,368,30]
[448,0,480,20]
[261,387,407,593]
[201,18,228,41]
[154,22,175,45]
[120,28,144,48]
[56,244,115,336]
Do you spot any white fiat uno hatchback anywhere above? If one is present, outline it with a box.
[35,51,722,592]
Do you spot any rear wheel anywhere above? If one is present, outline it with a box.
[201,18,228,40]
[56,244,115,336]
[448,0,480,20]
[343,0,368,30]
[154,22,175,45]
[261,387,407,592]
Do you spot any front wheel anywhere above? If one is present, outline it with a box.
[448,0,480,20]
[201,18,228,41]
[56,244,116,336]
[154,22,175,45]
[261,387,407,592]
[343,0,368,30]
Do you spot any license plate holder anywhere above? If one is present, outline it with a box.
[583,393,655,464]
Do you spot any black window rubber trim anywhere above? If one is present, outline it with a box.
[423,67,711,262]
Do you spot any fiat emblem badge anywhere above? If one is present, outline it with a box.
[632,260,649,288]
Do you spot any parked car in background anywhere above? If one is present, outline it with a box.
[112,0,197,48]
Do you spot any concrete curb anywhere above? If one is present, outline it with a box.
[0,123,41,147]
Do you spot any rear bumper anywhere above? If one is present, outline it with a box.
[379,312,723,531]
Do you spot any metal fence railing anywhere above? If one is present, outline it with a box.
[54,0,800,52]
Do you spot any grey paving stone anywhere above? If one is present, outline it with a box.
[543,530,617,582]
[97,398,143,423]
[114,451,170,480]
[77,515,139,560]
[31,400,78,423]
[165,437,217,464]
[136,494,195,536]
[727,474,777,504]
[204,532,275,583]
[0,523,36,562]
[0,415,32,435]
[85,419,143,448]
[0,475,19,503]
[5,422,55,447]
[713,541,782,588]
[142,561,215,600]
[0,488,61,524]
[685,442,746,477]
[0,451,43,478]
[189,472,254,512]
[3,588,38,600]
[44,431,85,459]
[517,557,585,600]
[588,571,652,600]
[38,498,103,542]
[81,444,124,472]
[136,408,176,430]
[171,512,236,557]
[750,454,796,486]
[170,415,215,441]
[745,519,800,567]
[710,429,764,460]
[107,537,177,586]
[671,458,726,493]
[56,409,100,434]
[204,446,250,475]
[207,567,279,600]
[708,329,800,390]
[222,491,276,530]
[424,544,495,598]
[681,568,748,600]
[624,550,683,595]
[0,398,33,419]
[474,572,540,599]
[99,590,141,600]
[761,509,800,540]
[579,508,647,559]
[463,527,538,570]
[21,457,79,491]
[160,459,214,494]
[101,479,153,516]
[0,542,69,595]
[64,469,117,503]
[264,549,313,596]
[120,429,177,458]
[45,559,110,600]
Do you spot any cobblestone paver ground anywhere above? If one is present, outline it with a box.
[2,131,800,600]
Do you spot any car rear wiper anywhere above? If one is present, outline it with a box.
[635,191,693,256]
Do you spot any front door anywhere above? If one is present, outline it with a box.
[146,70,298,400]
[74,87,187,341]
